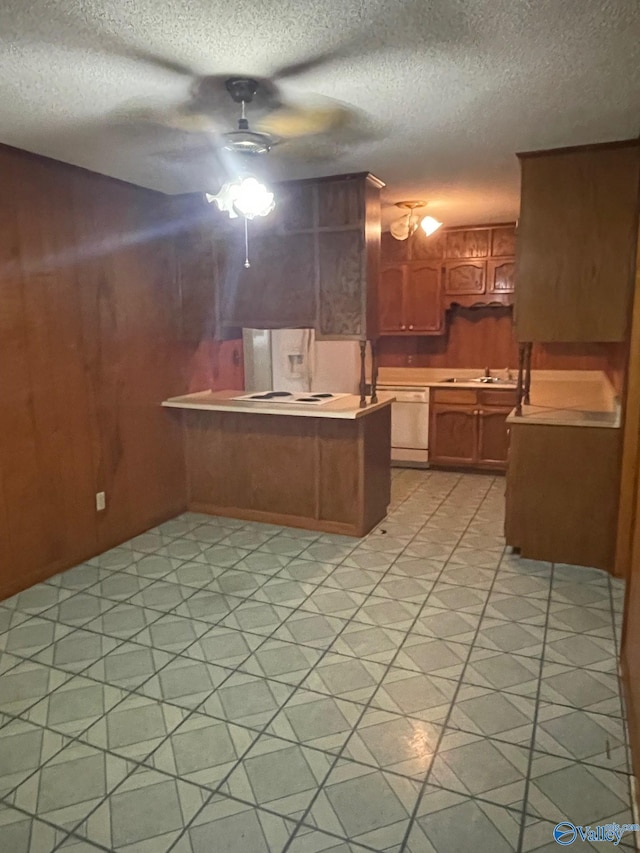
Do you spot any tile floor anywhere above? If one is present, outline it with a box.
[0,470,635,852]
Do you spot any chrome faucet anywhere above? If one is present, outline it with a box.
[483,366,491,378]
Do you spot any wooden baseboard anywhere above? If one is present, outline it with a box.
[0,505,187,602]
[429,463,506,475]
[188,502,386,538]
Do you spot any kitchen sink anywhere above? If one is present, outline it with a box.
[439,376,517,385]
[471,377,517,385]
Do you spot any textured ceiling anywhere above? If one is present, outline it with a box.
[1,0,639,226]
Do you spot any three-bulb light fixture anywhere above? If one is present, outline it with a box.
[389,201,442,241]
[205,176,276,267]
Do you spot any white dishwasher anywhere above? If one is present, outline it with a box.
[378,385,430,467]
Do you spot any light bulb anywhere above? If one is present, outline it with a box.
[420,215,443,236]
[205,177,275,220]
[233,177,275,219]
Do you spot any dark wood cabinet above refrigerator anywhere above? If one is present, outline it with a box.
[216,172,384,340]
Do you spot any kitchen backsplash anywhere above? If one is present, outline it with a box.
[376,309,626,392]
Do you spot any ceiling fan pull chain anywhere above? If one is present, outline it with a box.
[244,217,251,268]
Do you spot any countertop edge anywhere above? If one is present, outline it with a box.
[506,407,621,429]
[161,392,395,420]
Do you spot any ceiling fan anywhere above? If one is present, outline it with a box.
[125,58,372,170]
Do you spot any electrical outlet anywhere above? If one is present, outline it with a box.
[95,492,106,512]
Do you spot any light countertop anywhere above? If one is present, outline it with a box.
[506,405,620,429]
[505,371,620,429]
[162,390,395,420]
[376,367,516,388]
[376,367,620,429]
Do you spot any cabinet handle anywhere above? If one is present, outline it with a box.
[408,324,414,330]
[401,324,406,330]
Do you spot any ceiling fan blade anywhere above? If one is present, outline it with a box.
[255,102,348,139]
[121,48,195,78]
[152,107,222,134]
[272,49,348,81]
[114,100,224,134]
[269,135,346,163]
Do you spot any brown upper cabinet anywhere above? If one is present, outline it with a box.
[380,262,443,334]
[218,172,384,339]
[515,140,640,343]
[219,231,317,330]
[441,226,515,306]
[445,228,490,259]
[443,259,486,295]
[380,222,516,335]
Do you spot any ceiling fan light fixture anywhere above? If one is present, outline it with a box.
[222,129,273,155]
[206,176,275,220]
[420,215,443,236]
[389,215,412,240]
[389,201,443,241]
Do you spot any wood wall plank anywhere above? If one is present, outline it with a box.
[377,309,626,388]
[0,144,189,599]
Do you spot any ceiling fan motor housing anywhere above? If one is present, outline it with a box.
[225,77,260,104]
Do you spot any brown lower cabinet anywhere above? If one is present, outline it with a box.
[429,387,517,470]
[505,421,621,572]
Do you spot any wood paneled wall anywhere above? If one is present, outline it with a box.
[377,309,626,389]
[0,144,189,599]
[621,237,640,809]
[185,340,244,393]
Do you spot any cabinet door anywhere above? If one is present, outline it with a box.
[379,265,406,333]
[445,229,490,258]
[444,260,486,295]
[487,258,515,294]
[405,262,443,332]
[318,230,365,337]
[280,183,315,232]
[477,408,512,469]
[491,226,517,257]
[429,406,477,466]
[515,144,640,342]
[317,179,363,227]
[220,232,315,328]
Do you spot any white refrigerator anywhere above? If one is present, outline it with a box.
[242,329,367,394]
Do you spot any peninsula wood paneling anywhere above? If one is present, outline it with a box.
[183,406,391,537]
[0,144,188,600]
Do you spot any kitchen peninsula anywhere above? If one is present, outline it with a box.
[162,391,394,537]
